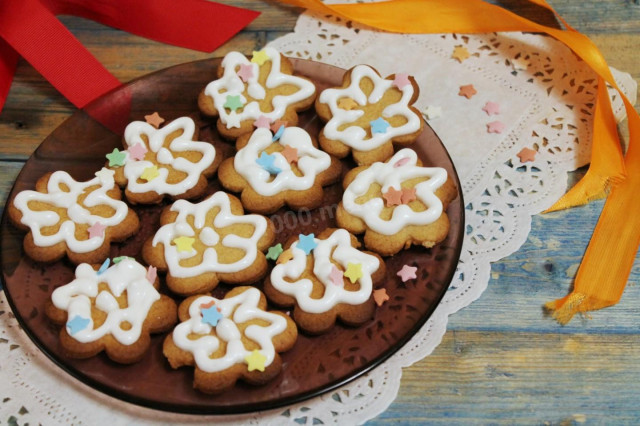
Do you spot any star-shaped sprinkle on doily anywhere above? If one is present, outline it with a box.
[370,117,390,134]
[329,265,344,287]
[67,315,90,335]
[512,57,529,71]
[173,236,195,252]
[344,262,363,284]
[128,142,148,161]
[487,121,506,134]
[383,187,403,206]
[266,243,283,261]
[397,264,418,282]
[392,73,410,89]
[517,147,537,163]
[141,165,159,181]
[146,265,157,284]
[452,45,471,63]
[338,97,358,111]
[87,222,107,239]
[106,148,126,167]
[144,112,165,129]
[254,115,271,129]
[482,101,501,116]
[256,151,281,175]
[422,105,442,120]
[97,258,110,275]
[251,50,270,66]
[458,84,477,99]
[373,288,390,306]
[201,304,223,327]
[224,95,243,112]
[401,187,417,204]
[280,145,298,164]
[297,233,317,255]
[245,349,267,372]
[237,63,254,82]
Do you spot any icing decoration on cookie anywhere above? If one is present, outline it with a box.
[237,64,254,82]
[392,73,410,89]
[67,315,90,335]
[120,116,216,196]
[370,117,390,134]
[318,64,422,151]
[151,192,269,278]
[204,47,316,129]
[397,264,418,282]
[344,262,363,284]
[272,125,285,142]
[234,127,332,197]
[254,115,271,129]
[383,187,403,206]
[394,157,411,168]
[296,233,317,255]
[146,265,157,284]
[140,165,159,182]
[338,98,358,111]
[224,95,244,112]
[87,222,107,239]
[270,229,380,314]
[277,249,293,264]
[487,121,506,134]
[144,112,165,128]
[245,349,267,372]
[52,258,161,345]
[97,258,111,275]
[266,243,283,261]
[373,288,390,306]
[128,143,148,161]
[458,84,477,99]
[12,170,130,253]
[106,148,126,167]
[342,148,448,235]
[171,287,287,373]
[255,151,282,175]
[226,112,242,129]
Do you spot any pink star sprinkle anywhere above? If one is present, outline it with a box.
[87,222,107,239]
[237,63,254,82]
[329,265,344,286]
[128,142,148,161]
[392,73,410,90]
[517,147,537,163]
[482,101,500,116]
[393,157,410,168]
[487,121,506,134]
[253,115,272,129]
[146,266,157,284]
[397,264,418,282]
[373,289,390,306]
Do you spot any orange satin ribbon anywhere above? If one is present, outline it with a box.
[279,0,640,323]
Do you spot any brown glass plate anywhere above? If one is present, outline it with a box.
[0,58,464,414]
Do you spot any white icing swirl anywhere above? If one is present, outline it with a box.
[171,288,287,373]
[12,169,129,253]
[318,65,421,151]
[51,258,160,345]
[342,149,448,235]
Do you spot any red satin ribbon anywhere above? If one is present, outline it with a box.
[0,0,260,112]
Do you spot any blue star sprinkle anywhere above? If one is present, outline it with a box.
[201,305,224,327]
[256,151,281,175]
[272,125,285,142]
[297,233,317,255]
[66,315,90,335]
[97,258,111,275]
[370,117,391,134]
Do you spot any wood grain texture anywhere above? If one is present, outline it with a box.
[1,0,639,423]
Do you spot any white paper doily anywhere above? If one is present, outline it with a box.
[0,9,636,426]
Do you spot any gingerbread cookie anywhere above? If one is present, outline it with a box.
[163,286,297,394]
[108,116,219,204]
[264,228,385,335]
[336,148,457,256]
[198,47,317,140]
[218,126,342,214]
[142,191,275,296]
[45,257,177,364]
[8,169,139,264]
[315,65,424,166]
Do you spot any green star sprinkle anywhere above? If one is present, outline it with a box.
[113,256,132,264]
[266,243,283,261]
[224,95,244,112]
[106,148,127,167]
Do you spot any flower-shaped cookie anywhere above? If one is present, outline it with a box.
[218,126,342,214]
[108,116,218,204]
[45,258,177,364]
[163,286,297,394]
[142,191,275,295]
[198,47,317,140]
[316,65,424,165]
[8,169,139,264]
[264,228,385,334]
[336,149,458,256]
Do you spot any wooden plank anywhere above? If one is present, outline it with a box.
[0,162,25,205]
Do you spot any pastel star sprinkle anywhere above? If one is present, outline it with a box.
[146,265,157,284]
[144,112,165,128]
[482,101,501,116]
[253,115,272,129]
[226,111,241,129]
[512,57,529,71]
[128,142,148,161]
[370,117,391,134]
[201,304,223,327]
[224,95,243,112]
[97,258,110,275]
[272,125,285,142]
[487,121,506,134]
[401,187,417,204]
[397,264,418,282]
[95,167,115,182]
[452,45,471,63]
[392,73,410,89]
[266,243,284,261]
[281,145,298,164]
[251,50,270,66]
[106,148,126,167]
[338,97,358,110]
[173,236,195,252]
[141,165,160,181]
[256,151,281,175]
[271,120,288,133]
[113,256,130,264]
[87,221,107,239]
[383,187,403,207]
[373,288,390,306]
[458,84,477,99]
[245,349,267,372]
[297,233,317,255]
[66,315,90,335]
[237,63,254,82]
[344,263,363,284]
[422,105,442,120]
[329,265,344,287]
[517,147,537,163]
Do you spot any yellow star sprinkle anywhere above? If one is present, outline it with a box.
[343,262,363,284]
[245,349,267,372]
[338,98,358,111]
[140,165,159,181]
[173,236,195,252]
[251,50,270,66]
[452,45,471,63]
